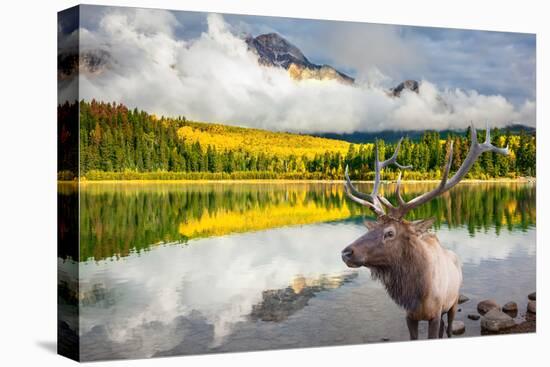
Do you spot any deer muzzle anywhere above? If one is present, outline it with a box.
[341,245,362,268]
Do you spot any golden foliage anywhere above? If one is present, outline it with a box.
[179,190,351,238]
[177,122,352,158]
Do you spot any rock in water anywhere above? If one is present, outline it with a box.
[468,314,480,321]
[477,299,500,315]
[458,294,470,304]
[481,309,516,332]
[502,302,518,317]
[451,321,466,335]
[527,300,536,314]
[528,292,536,301]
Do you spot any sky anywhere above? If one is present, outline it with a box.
[59,5,536,133]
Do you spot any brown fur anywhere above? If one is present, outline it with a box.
[363,219,430,312]
[341,217,462,338]
[370,240,430,312]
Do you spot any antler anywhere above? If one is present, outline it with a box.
[344,138,412,217]
[383,122,509,219]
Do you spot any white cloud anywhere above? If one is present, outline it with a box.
[295,22,425,83]
[72,10,535,133]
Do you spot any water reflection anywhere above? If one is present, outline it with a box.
[79,223,364,358]
[66,182,536,261]
[77,219,535,360]
[250,273,358,322]
[57,182,535,360]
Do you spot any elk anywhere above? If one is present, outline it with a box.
[341,124,509,339]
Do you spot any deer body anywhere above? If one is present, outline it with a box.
[343,218,462,338]
[408,233,462,338]
[342,124,508,339]
[407,233,462,338]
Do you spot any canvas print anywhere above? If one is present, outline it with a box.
[58,4,536,362]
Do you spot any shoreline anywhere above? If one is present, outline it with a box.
[59,177,536,185]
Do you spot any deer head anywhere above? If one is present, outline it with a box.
[341,123,509,268]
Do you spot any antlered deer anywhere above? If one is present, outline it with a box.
[341,124,509,339]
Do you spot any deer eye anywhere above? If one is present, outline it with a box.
[384,229,395,240]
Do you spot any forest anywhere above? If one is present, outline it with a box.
[60,100,536,181]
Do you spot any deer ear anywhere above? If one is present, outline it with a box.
[364,220,377,230]
[411,217,436,233]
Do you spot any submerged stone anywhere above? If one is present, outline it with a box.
[451,321,465,335]
[502,302,518,317]
[477,299,500,315]
[527,300,536,314]
[481,309,515,332]
[458,294,470,304]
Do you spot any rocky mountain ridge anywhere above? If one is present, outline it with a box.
[245,33,355,84]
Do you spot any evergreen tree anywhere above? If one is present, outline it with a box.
[73,101,536,180]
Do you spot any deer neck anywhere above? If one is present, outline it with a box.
[370,234,431,312]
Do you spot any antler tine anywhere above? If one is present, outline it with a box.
[384,142,452,219]
[376,138,412,216]
[372,138,412,196]
[344,165,386,216]
[345,165,372,201]
[470,121,478,148]
[395,172,406,206]
[440,140,454,188]
[344,178,386,216]
[371,141,382,196]
[480,122,510,155]
[392,123,508,219]
[343,138,413,218]
[380,138,413,170]
[378,195,395,210]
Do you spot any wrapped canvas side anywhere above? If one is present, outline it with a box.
[57,5,80,362]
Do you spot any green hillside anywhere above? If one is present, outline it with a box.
[58,100,536,181]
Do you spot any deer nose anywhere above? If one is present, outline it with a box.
[341,248,354,260]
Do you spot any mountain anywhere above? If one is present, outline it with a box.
[390,79,420,97]
[245,33,425,93]
[246,33,354,84]
[58,48,110,80]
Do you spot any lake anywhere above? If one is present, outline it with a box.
[57,181,536,361]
